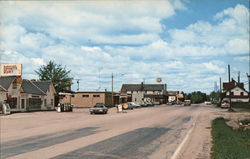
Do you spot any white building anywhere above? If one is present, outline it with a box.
[120,83,167,104]
[0,76,56,112]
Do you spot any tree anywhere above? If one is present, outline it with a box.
[35,61,73,93]
[209,91,220,101]
[184,91,208,104]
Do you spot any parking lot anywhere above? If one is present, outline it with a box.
[1,104,219,159]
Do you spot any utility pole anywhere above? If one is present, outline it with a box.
[0,54,2,77]
[238,71,240,83]
[76,79,80,92]
[228,65,232,110]
[111,73,114,106]
[219,77,222,92]
[247,73,250,94]
[219,77,222,104]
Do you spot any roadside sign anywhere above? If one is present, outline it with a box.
[0,64,22,76]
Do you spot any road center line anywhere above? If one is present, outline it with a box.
[170,122,196,159]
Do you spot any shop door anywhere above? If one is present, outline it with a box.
[8,98,17,109]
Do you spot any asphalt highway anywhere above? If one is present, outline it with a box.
[0,104,217,159]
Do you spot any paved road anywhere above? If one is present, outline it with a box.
[0,104,217,159]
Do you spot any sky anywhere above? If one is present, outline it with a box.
[0,0,249,93]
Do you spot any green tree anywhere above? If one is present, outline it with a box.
[185,91,208,104]
[35,61,73,93]
[209,91,220,101]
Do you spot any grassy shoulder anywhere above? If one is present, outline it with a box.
[211,118,250,159]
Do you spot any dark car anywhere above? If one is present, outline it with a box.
[89,103,108,114]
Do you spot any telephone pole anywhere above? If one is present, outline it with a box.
[219,77,222,92]
[76,79,80,92]
[228,65,232,110]
[111,73,114,106]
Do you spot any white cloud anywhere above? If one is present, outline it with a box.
[202,62,225,74]
[0,2,249,93]
[234,56,249,61]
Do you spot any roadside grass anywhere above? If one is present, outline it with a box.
[211,118,250,159]
[232,103,250,111]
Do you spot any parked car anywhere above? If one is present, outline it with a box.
[139,101,147,107]
[152,101,160,105]
[128,102,141,108]
[204,101,212,105]
[184,100,191,106]
[221,101,230,109]
[145,101,154,106]
[89,103,108,114]
[167,101,175,105]
[211,100,219,105]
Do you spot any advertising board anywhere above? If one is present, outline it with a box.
[0,64,22,76]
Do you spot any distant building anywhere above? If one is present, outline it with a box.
[222,79,249,103]
[59,91,119,108]
[120,82,167,104]
[167,91,184,103]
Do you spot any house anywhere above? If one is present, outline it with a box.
[21,80,56,111]
[0,85,7,104]
[0,76,56,112]
[0,76,22,111]
[167,91,178,102]
[120,82,167,104]
[59,91,119,108]
[222,79,249,103]
[167,91,184,102]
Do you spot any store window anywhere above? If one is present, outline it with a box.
[51,99,53,105]
[21,99,25,109]
[44,99,47,107]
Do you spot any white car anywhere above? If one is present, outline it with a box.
[204,101,212,105]
[221,102,230,109]
[128,102,141,108]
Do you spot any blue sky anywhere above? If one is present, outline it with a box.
[0,0,249,93]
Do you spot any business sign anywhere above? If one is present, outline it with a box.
[0,64,22,76]
[156,78,162,83]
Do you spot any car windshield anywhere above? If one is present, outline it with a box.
[94,103,104,107]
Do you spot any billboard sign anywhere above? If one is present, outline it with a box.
[156,78,162,83]
[0,64,22,76]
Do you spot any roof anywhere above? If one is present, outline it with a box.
[121,84,165,91]
[75,91,119,94]
[225,85,248,93]
[0,76,17,90]
[223,79,244,91]
[167,91,179,95]
[32,81,51,93]
[21,80,46,95]
[0,85,7,92]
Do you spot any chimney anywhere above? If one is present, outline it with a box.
[238,71,240,83]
